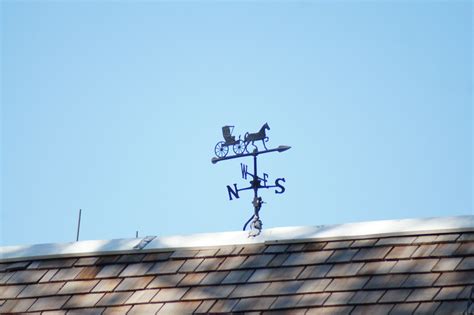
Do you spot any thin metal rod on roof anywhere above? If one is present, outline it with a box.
[136,231,138,238]
[76,209,82,242]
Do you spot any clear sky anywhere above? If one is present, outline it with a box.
[1,1,472,246]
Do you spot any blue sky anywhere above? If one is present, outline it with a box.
[1,1,472,246]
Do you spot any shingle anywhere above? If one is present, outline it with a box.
[434,301,468,314]
[325,277,369,291]
[66,308,104,315]
[249,267,303,282]
[142,252,173,262]
[96,292,133,306]
[264,244,289,253]
[0,272,14,284]
[209,299,239,312]
[436,234,460,242]
[298,264,332,279]
[119,263,153,277]
[406,288,440,302]
[126,289,159,304]
[2,261,30,272]
[239,244,267,255]
[287,243,306,252]
[92,279,121,292]
[157,301,201,314]
[200,271,229,285]
[432,257,462,271]
[39,269,58,282]
[390,259,438,273]
[75,257,100,266]
[389,303,419,314]
[434,286,465,300]
[413,235,439,244]
[352,247,392,261]
[326,249,358,262]
[297,278,331,293]
[270,295,303,309]
[102,305,132,315]
[28,259,77,269]
[303,242,327,251]
[349,290,384,304]
[147,260,185,275]
[351,239,378,248]
[402,273,440,288]
[57,280,98,295]
[96,264,126,278]
[115,275,154,291]
[179,273,206,286]
[376,236,416,245]
[127,303,163,315]
[283,251,333,266]
[195,299,215,313]
[182,285,236,300]
[194,258,224,272]
[196,248,219,257]
[454,243,474,255]
[457,257,474,270]
[379,289,411,302]
[178,258,203,272]
[76,266,102,280]
[215,246,238,256]
[263,280,303,295]
[7,270,47,284]
[241,254,275,268]
[170,249,199,259]
[0,284,26,298]
[434,271,474,286]
[39,310,66,315]
[152,287,189,302]
[386,246,418,259]
[147,274,185,288]
[414,302,440,314]
[430,243,461,257]
[64,293,104,308]
[222,269,254,284]
[305,305,354,315]
[327,262,363,277]
[230,282,270,298]
[29,296,70,311]
[0,298,36,313]
[351,304,394,315]
[457,285,473,299]
[218,256,247,270]
[411,244,437,258]
[232,297,276,311]
[364,274,408,289]
[358,261,396,275]
[324,292,355,305]
[297,292,330,307]
[117,254,144,263]
[457,233,474,242]
[96,256,120,265]
[324,241,353,249]
[52,267,84,281]
[268,253,291,267]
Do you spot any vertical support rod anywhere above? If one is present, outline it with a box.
[76,209,82,242]
[253,153,258,217]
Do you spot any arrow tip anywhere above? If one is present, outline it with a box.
[277,145,291,152]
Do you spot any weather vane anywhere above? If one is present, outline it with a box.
[211,123,290,237]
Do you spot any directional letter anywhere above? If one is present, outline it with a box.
[263,173,269,187]
[241,163,248,179]
[227,184,240,200]
[275,178,286,194]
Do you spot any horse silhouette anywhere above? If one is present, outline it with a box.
[244,123,270,151]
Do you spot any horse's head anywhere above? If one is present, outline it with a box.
[264,122,270,130]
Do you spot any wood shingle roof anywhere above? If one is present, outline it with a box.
[1,216,473,314]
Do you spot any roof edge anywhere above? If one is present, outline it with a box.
[1,215,473,262]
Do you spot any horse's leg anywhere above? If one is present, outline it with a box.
[252,140,258,152]
[262,137,268,150]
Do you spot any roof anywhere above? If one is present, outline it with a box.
[1,215,473,314]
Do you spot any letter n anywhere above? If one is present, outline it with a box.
[227,184,240,200]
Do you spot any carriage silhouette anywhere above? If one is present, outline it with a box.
[214,123,270,158]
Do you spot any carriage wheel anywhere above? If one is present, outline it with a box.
[215,141,229,157]
[233,140,245,155]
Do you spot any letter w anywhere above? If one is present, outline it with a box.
[241,163,248,179]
